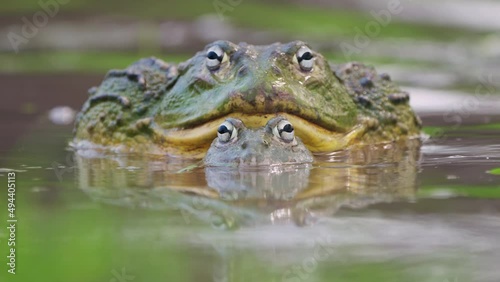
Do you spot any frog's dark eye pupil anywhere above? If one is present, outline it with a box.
[282,124,294,133]
[206,46,226,70]
[208,51,221,61]
[217,120,238,143]
[296,46,314,72]
[273,119,295,143]
[218,125,230,134]
[298,51,313,62]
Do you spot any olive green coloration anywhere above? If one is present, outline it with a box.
[73,41,421,157]
[204,117,313,167]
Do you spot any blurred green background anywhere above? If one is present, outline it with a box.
[1,0,498,89]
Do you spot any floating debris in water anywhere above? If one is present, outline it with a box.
[0,168,27,173]
[31,187,49,193]
[49,106,76,125]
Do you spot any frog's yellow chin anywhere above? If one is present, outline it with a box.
[151,113,365,157]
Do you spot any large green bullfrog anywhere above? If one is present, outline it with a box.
[73,40,421,157]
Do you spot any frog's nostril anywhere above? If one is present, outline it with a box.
[272,65,282,76]
[241,141,248,149]
[237,66,248,77]
[262,140,269,148]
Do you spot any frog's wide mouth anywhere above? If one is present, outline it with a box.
[151,113,365,157]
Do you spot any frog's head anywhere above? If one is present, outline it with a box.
[153,41,359,155]
[204,116,313,167]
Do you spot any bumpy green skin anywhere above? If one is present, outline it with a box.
[74,58,178,152]
[73,41,421,155]
[333,62,422,143]
[204,117,313,166]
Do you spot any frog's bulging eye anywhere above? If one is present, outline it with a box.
[217,120,238,143]
[206,46,226,70]
[296,46,314,72]
[273,119,295,143]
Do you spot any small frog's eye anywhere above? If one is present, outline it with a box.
[272,119,295,143]
[206,45,226,70]
[296,46,314,72]
[217,120,237,143]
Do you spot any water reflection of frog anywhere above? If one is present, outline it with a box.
[75,139,420,227]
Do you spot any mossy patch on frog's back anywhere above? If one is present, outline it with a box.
[73,57,178,151]
[333,62,422,145]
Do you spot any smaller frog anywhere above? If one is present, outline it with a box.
[204,116,313,167]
